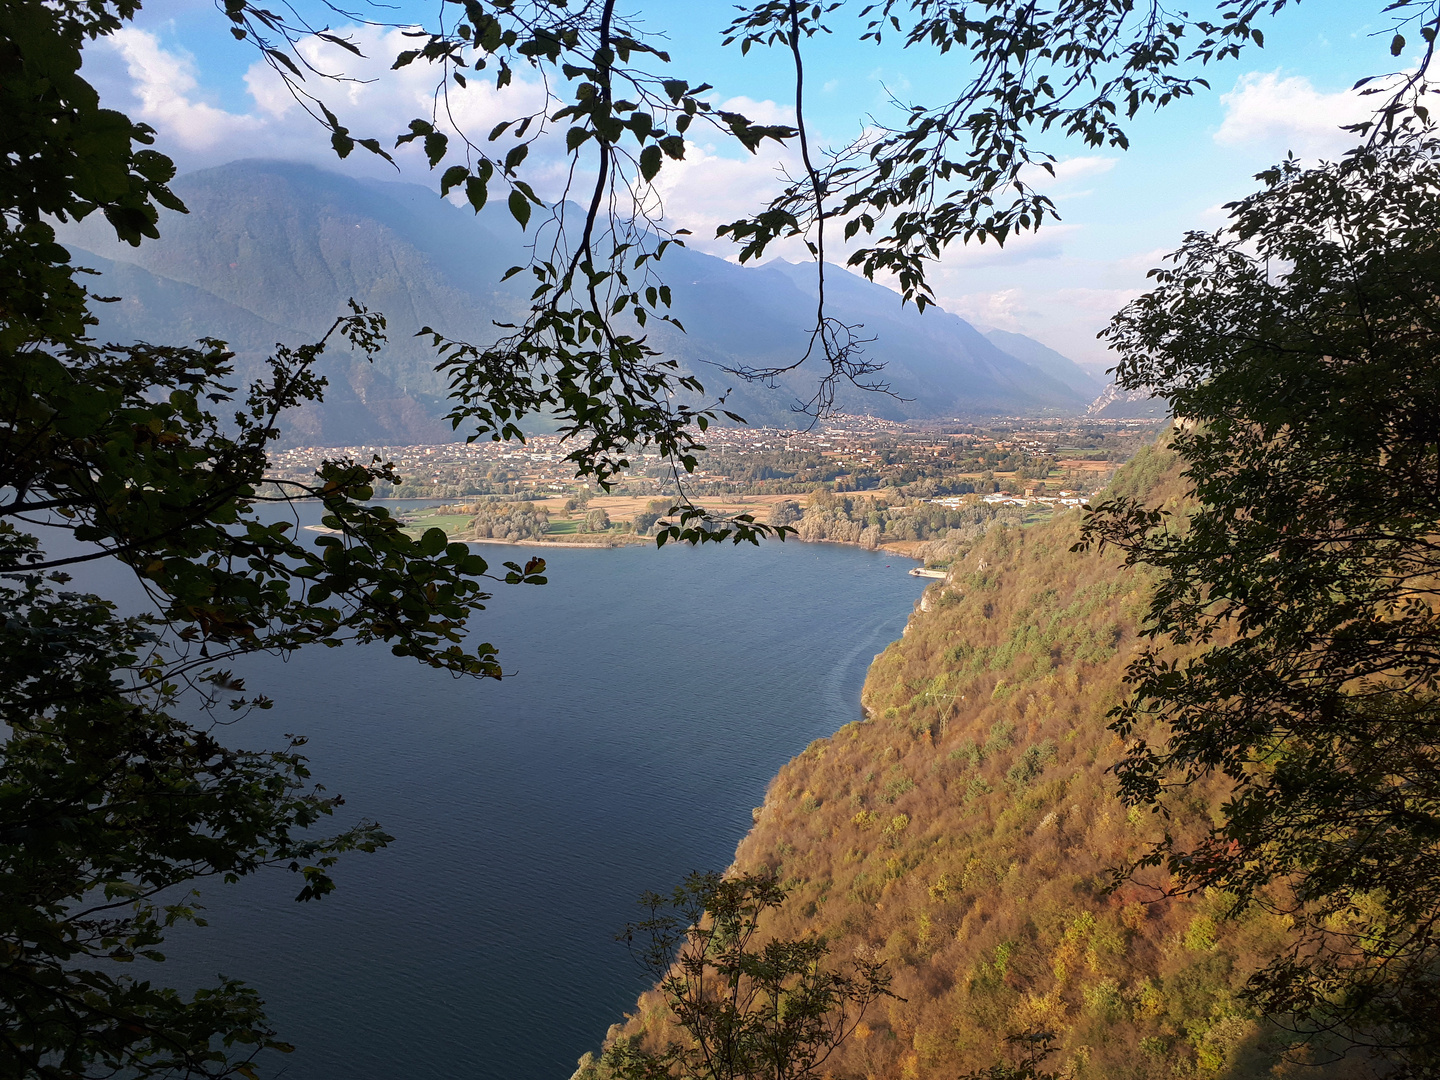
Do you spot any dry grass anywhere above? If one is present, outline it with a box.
[1055,459,1116,472]
[540,493,799,523]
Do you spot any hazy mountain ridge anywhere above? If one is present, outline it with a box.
[983,328,1104,401]
[757,260,1096,414]
[64,160,1102,445]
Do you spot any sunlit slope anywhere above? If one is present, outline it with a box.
[586,442,1339,1080]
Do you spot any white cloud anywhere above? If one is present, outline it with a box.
[717,95,797,127]
[933,223,1082,270]
[107,29,263,149]
[102,27,810,253]
[1021,155,1116,191]
[106,23,559,184]
[1215,71,1370,159]
[647,105,810,258]
[1106,246,1176,275]
[1053,285,1144,318]
[245,25,554,172]
[946,289,1035,331]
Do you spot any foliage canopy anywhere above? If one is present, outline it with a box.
[3,0,546,1072]
[1084,131,1440,1073]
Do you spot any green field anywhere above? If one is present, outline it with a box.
[400,512,472,538]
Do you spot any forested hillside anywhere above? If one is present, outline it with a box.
[579,440,1352,1080]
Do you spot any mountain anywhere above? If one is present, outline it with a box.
[983,328,1103,401]
[746,260,1091,415]
[64,161,531,446]
[63,160,1092,446]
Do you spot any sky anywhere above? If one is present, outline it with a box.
[83,0,1409,373]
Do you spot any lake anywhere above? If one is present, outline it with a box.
[140,507,929,1079]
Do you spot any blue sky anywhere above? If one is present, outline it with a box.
[85,0,1407,372]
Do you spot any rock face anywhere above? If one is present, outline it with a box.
[1086,382,1169,418]
[63,159,1100,445]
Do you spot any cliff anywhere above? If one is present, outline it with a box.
[580,439,1347,1080]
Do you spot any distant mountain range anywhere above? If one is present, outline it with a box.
[63,160,1113,446]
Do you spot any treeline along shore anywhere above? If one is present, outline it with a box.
[390,491,1086,569]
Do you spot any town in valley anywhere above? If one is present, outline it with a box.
[268,414,1163,563]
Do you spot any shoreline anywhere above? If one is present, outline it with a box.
[304,522,929,564]
[464,536,621,549]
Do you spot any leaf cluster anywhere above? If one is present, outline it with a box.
[1,2,546,1071]
[1082,131,1440,1071]
[0,572,392,1078]
[719,0,1440,312]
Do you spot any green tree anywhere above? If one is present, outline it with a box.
[633,499,673,536]
[0,0,555,1071]
[765,501,801,529]
[597,872,893,1080]
[1082,131,1440,1073]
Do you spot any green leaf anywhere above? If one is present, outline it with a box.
[423,131,448,167]
[465,176,489,211]
[508,189,531,229]
[640,144,662,182]
[440,165,469,196]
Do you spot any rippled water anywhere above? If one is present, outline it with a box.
[123,507,928,1079]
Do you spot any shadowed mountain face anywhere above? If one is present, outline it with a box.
[983,327,1104,401]
[65,160,1094,446]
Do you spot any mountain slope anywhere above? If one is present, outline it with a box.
[64,160,1093,444]
[984,328,1104,401]
[578,442,1347,1080]
[1087,383,1170,419]
[753,260,1091,414]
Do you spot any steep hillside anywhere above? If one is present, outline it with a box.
[66,161,528,445]
[63,160,1093,444]
[580,442,1346,1080]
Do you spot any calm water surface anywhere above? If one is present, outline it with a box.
[144,505,928,1080]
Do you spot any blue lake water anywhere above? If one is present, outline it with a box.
[99,507,929,1079]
